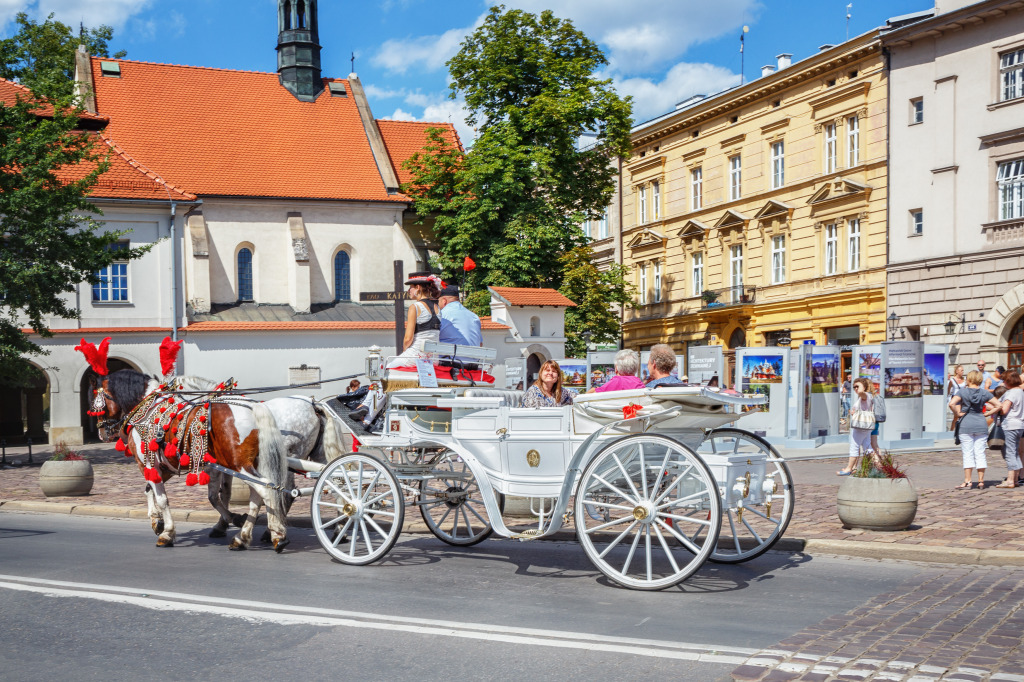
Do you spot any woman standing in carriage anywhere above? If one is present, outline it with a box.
[388,272,442,369]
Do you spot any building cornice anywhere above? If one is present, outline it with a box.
[887,244,1024,272]
[882,0,1024,47]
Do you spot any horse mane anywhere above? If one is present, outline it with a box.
[176,375,219,392]
[107,369,152,412]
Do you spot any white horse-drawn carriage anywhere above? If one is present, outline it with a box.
[289,343,794,590]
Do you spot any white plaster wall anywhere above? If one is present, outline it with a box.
[888,11,1024,264]
[202,199,418,305]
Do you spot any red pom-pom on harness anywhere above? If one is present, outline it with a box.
[199,429,207,436]
[198,471,210,486]
[148,439,160,452]
[115,438,126,452]
[179,454,191,467]
[199,415,207,423]
[203,454,216,464]
[185,473,198,486]
[164,443,177,459]
[144,467,160,482]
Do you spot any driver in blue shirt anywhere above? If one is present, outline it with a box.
[438,286,482,363]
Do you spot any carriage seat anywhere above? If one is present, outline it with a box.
[463,388,525,408]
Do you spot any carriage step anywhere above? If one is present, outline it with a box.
[510,529,544,541]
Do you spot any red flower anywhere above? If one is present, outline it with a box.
[463,256,476,272]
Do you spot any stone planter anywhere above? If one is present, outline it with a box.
[837,477,918,531]
[229,479,252,506]
[39,460,94,497]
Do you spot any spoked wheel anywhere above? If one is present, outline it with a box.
[574,434,722,591]
[699,428,794,564]
[419,450,504,546]
[311,453,404,565]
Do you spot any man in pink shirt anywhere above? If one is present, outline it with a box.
[594,349,646,392]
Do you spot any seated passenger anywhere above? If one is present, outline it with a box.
[591,349,644,393]
[522,360,577,407]
[645,344,680,389]
[387,272,442,369]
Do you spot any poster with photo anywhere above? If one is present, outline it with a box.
[923,353,945,396]
[586,351,620,390]
[811,352,840,393]
[554,359,588,389]
[740,355,784,383]
[740,380,771,412]
[885,367,923,399]
[504,358,526,390]
[859,352,882,395]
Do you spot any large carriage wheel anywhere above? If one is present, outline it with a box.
[418,450,505,547]
[699,428,794,564]
[311,453,404,565]
[574,434,721,591]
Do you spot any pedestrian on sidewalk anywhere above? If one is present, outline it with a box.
[838,378,877,476]
[995,370,1024,489]
[947,364,966,399]
[949,370,1002,489]
[985,365,1005,392]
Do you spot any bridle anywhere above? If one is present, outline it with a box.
[90,386,127,438]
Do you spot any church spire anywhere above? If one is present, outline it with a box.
[277,0,322,101]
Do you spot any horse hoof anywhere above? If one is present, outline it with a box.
[231,513,246,528]
[273,538,290,554]
[228,541,247,551]
[260,530,272,544]
[156,539,174,548]
[209,528,226,538]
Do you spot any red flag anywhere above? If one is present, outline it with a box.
[463,256,476,272]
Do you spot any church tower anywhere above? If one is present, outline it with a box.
[277,0,322,101]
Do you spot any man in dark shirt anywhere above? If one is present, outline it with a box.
[645,344,679,388]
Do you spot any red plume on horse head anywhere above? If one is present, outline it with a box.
[159,336,184,376]
[74,337,111,376]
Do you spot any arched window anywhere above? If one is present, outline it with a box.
[1009,316,1024,375]
[297,0,306,28]
[529,316,540,337]
[334,251,351,302]
[237,248,253,302]
[283,1,292,30]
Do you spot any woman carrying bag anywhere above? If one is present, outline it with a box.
[838,378,877,476]
[994,370,1023,489]
[949,369,1002,489]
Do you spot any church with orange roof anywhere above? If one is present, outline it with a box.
[7,0,575,445]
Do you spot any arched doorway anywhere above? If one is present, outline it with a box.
[79,359,136,443]
[0,366,48,444]
[1009,316,1024,375]
[724,327,747,387]
[526,353,545,387]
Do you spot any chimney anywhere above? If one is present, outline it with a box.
[73,45,97,114]
[761,65,777,77]
[776,53,792,70]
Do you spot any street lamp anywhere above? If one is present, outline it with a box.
[887,312,905,341]
[944,313,966,335]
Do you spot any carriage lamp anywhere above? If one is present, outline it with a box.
[886,312,905,341]
[366,345,383,380]
[944,313,966,335]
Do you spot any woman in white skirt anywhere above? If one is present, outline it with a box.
[387,272,442,369]
[838,378,876,475]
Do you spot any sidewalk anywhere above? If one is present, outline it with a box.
[2,441,1024,566]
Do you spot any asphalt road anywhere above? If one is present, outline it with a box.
[0,512,920,681]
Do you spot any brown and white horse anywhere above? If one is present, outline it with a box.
[93,370,346,550]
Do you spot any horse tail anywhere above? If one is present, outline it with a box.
[252,402,288,514]
[318,409,348,463]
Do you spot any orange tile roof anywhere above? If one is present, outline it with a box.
[183,319,509,332]
[0,78,107,123]
[489,287,577,307]
[57,135,197,201]
[376,120,461,186]
[90,58,449,202]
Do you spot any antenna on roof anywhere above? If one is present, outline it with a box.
[846,3,853,41]
[80,21,85,42]
[351,51,355,74]
[739,26,749,84]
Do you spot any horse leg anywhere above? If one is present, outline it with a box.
[144,483,163,536]
[228,485,261,551]
[206,470,236,538]
[150,479,176,547]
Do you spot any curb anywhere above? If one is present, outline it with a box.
[5,500,1024,567]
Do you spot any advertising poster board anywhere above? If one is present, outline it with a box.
[923,344,950,435]
[687,345,724,385]
[786,346,814,443]
[553,359,588,390]
[586,351,619,391]
[735,347,789,438]
[880,341,926,445]
[810,346,841,438]
[504,358,527,390]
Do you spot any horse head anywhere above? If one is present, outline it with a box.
[94,368,156,442]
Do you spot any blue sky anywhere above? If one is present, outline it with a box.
[2,0,931,142]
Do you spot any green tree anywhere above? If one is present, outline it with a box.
[0,12,125,96]
[1,23,144,386]
[402,5,634,351]
[559,246,635,357]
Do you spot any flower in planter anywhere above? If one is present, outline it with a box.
[49,442,87,462]
[853,451,907,479]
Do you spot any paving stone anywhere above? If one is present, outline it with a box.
[731,664,768,681]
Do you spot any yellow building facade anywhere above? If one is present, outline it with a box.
[621,32,887,381]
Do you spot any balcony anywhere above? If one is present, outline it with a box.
[701,286,757,309]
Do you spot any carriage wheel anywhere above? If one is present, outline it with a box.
[699,428,794,564]
[311,453,404,566]
[418,450,505,547]
[574,434,721,591]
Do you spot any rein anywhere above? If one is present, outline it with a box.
[168,373,362,396]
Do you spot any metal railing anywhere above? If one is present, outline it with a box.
[701,286,756,308]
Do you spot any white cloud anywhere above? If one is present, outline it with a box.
[363,84,407,100]
[0,0,155,32]
[370,13,486,75]
[487,0,762,74]
[616,61,740,123]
